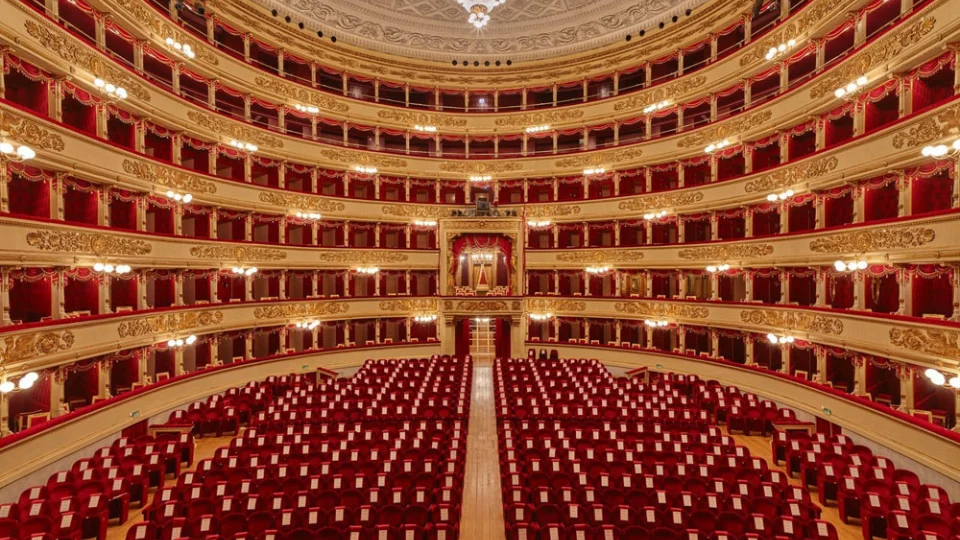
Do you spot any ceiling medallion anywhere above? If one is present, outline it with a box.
[457,0,505,29]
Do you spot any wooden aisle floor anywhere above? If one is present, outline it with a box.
[460,361,507,540]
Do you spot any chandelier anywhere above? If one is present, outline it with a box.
[457,0,506,29]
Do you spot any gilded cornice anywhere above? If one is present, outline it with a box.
[613,76,709,112]
[614,301,709,319]
[258,192,346,213]
[744,156,838,193]
[892,103,960,149]
[438,162,523,174]
[526,298,586,313]
[524,205,581,219]
[494,111,585,127]
[739,309,844,336]
[737,0,839,67]
[554,148,644,168]
[381,205,451,219]
[618,191,705,211]
[377,111,466,128]
[441,299,523,312]
[316,251,410,264]
[889,327,960,361]
[677,244,774,261]
[189,245,287,261]
[676,111,774,149]
[317,148,407,168]
[185,111,286,149]
[117,311,224,339]
[809,15,937,99]
[808,228,936,254]
[122,160,217,194]
[0,111,64,153]
[26,230,152,256]
[253,302,351,319]
[253,77,351,113]
[378,299,438,312]
[0,331,74,367]
[556,250,646,264]
[22,20,150,102]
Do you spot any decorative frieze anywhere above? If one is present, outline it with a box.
[186,111,285,149]
[27,230,153,256]
[889,327,960,359]
[0,111,65,152]
[254,77,350,113]
[740,310,844,336]
[493,110,584,127]
[555,147,644,168]
[258,192,345,212]
[617,191,704,211]
[188,245,287,261]
[378,299,438,312]
[808,228,936,253]
[615,301,709,319]
[317,149,407,168]
[556,250,646,263]
[377,111,466,127]
[253,302,350,319]
[677,244,774,261]
[0,331,74,367]
[676,111,773,149]
[117,311,224,338]
[439,162,523,174]
[526,298,586,312]
[744,156,838,193]
[123,160,217,194]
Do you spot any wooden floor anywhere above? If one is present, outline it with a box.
[105,365,861,540]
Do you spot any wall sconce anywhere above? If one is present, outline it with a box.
[0,372,39,393]
[355,266,380,274]
[353,165,377,174]
[94,78,128,101]
[705,139,731,153]
[166,190,193,203]
[584,168,606,176]
[469,175,492,183]
[414,314,438,323]
[833,260,867,272]
[295,321,320,330]
[294,104,320,114]
[767,333,795,345]
[643,211,667,220]
[645,320,669,328]
[706,264,730,273]
[414,220,437,227]
[525,125,550,134]
[229,140,258,152]
[231,266,258,276]
[921,139,960,158]
[0,140,36,162]
[295,211,322,220]
[765,39,797,61]
[167,335,197,348]
[766,189,795,202]
[414,125,437,133]
[93,263,132,274]
[585,266,611,275]
[834,76,868,99]
[529,313,554,321]
[527,220,551,228]
[924,368,960,389]
[165,37,196,59]
[643,101,671,114]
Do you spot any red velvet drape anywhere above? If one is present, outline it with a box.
[455,319,471,359]
[9,273,53,323]
[495,318,511,360]
[8,374,51,432]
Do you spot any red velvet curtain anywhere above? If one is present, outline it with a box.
[7,172,50,218]
[495,319,511,360]
[110,276,138,311]
[912,273,953,318]
[152,275,175,308]
[788,274,817,306]
[912,174,953,215]
[828,275,854,309]
[455,319,471,359]
[110,354,140,394]
[865,274,898,313]
[63,182,99,225]
[824,193,854,227]
[64,274,100,315]
[9,273,53,323]
[863,183,898,222]
[788,201,816,232]
[753,274,781,304]
[64,362,99,406]
[61,95,98,135]
[109,196,138,231]
[8,373,51,431]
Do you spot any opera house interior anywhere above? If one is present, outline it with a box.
[0,0,959,538]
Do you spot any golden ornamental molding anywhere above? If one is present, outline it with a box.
[493,110,585,127]
[740,309,844,336]
[526,298,586,312]
[253,77,350,113]
[317,148,407,168]
[524,204,581,219]
[613,76,708,112]
[110,0,218,66]
[738,0,837,66]
[677,244,774,260]
[23,21,150,102]
[26,230,152,256]
[381,205,450,219]
[889,327,960,360]
[378,299,438,312]
[377,111,466,128]
[117,311,224,339]
[556,250,646,264]
[439,162,523,174]
[617,191,705,211]
[253,302,350,319]
[189,245,287,261]
[122,160,217,194]
[892,104,960,149]
[676,111,774,149]
[319,251,409,264]
[809,15,936,100]
[258,192,346,213]
[442,299,519,312]
[555,147,644,168]
[0,111,65,152]
[185,111,285,149]
[808,227,936,253]
[0,331,74,367]
[614,301,709,319]
[744,156,838,193]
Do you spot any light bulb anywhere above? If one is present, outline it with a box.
[856,76,868,86]
[835,88,846,98]
[949,377,960,389]
[0,381,13,393]
[168,339,178,347]
[186,335,197,345]
[768,333,777,343]
[16,146,35,160]
[232,267,241,274]
[175,339,184,347]
[18,378,34,390]
[925,368,940,379]
[767,194,777,202]
[0,142,13,154]
[786,336,795,343]
[166,37,175,45]
[23,372,38,383]
[183,194,193,203]
[94,78,105,88]
[856,261,868,270]
[94,263,105,272]
[166,190,176,198]
[834,261,846,272]
[104,264,115,273]
[931,371,946,386]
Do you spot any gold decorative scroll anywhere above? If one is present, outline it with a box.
[493,110,584,127]
[117,311,224,338]
[186,111,285,149]
[0,331,74,367]
[809,16,936,99]
[27,230,153,256]
[889,327,960,359]
[555,147,643,168]
[808,228,936,253]
[740,310,843,336]
[614,301,709,319]
[254,77,350,113]
[892,104,960,149]
[111,0,218,65]
[613,76,708,112]
[438,162,523,174]
[676,111,774,149]
[524,205,581,219]
[737,0,836,66]
[677,244,774,261]
[317,149,407,168]
[318,251,410,264]
[258,192,346,213]
[189,245,287,261]
[526,298,586,312]
[556,250,646,263]
[23,21,150,101]
[442,299,515,312]
[744,156,838,193]
[254,302,350,319]
[617,191,705,211]
[122,160,217,194]
[0,111,65,152]
[381,205,451,219]
[377,111,466,127]
[378,299,438,312]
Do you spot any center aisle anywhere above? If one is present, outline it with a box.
[460,361,507,540]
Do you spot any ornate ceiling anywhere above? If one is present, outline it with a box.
[254,0,711,63]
